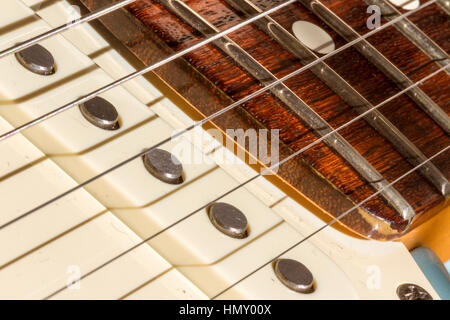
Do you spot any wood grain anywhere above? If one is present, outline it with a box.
[78,0,449,240]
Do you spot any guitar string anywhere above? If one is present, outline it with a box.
[0,0,136,58]
[210,144,450,299]
[0,0,436,232]
[0,0,436,142]
[42,62,449,300]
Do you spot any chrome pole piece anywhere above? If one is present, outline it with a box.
[208,203,249,239]
[274,259,315,294]
[143,149,184,184]
[15,44,56,76]
[79,97,120,130]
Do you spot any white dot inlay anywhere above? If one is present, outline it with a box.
[388,0,420,10]
[292,21,335,55]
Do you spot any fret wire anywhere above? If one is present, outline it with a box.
[0,0,436,143]
[0,0,437,233]
[0,0,136,59]
[211,144,449,300]
[41,63,448,300]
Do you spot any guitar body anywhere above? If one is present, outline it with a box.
[0,0,448,299]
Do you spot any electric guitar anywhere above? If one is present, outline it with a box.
[0,0,448,300]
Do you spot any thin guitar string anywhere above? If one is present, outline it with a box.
[42,62,449,300]
[0,0,436,142]
[0,0,136,58]
[0,0,436,232]
[210,143,450,300]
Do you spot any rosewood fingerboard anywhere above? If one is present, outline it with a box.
[78,0,449,240]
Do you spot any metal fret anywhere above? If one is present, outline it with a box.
[224,0,449,196]
[299,0,450,134]
[161,0,415,220]
[365,0,450,72]
[437,0,450,15]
